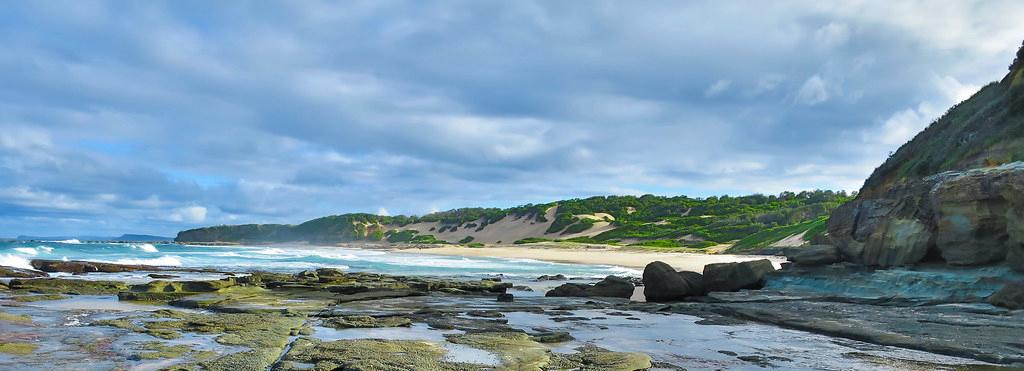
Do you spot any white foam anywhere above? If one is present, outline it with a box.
[130,243,159,253]
[37,246,54,253]
[53,239,82,244]
[109,256,183,266]
[13,247,38,255]
[61,256,69,262]
[0,254,34,270]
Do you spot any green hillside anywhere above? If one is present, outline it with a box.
[176,190,851,249]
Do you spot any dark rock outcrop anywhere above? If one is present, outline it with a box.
[988,281,1024,310]
[641,261,706,302]
[31,259,156,273]
[827,43,1024,271]
[828,164,1024,270]
[0,266,48,278]
[545,276,633,298]
[785,245,842,266]
[703,259,775,292]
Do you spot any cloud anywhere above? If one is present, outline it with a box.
[795,75,830,105]
[167,206,208,223]
[704,79,732,97]
[0,1,1022,236]
[814,22,850,48]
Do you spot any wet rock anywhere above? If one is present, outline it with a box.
[8,278,128,295]
[549,344,652,371]
[988,281,1024,309]
[31,259,155,273]
[703,259,775,292]
[546,276,633,299]
[786,245,842,266]
[531,331,574,343]
[642,261,706,302]
[147,273,178,279]
[445,332,549,370]
[323,315,412,329]
[0,266,48,278]
[537,274,568,280]
[512,285,534,291]
[497,293,514,302]
[277,338,480,370]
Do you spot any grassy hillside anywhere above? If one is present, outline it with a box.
[176,190,851,249]
[861,41,1024,197]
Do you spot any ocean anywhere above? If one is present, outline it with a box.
[0,240,637,280]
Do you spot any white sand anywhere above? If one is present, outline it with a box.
[396,244,785,272]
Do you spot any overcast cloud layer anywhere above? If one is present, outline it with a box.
[2,1,1023,236]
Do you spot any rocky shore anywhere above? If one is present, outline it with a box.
[2,256,1019,370]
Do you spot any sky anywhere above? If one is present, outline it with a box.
[1,1,1023,237]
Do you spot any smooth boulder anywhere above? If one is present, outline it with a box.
[642,261,705,302]
[988,281,1024,310]
[786,245,842,266]
[702,259,775,292]
[545,276,633,299]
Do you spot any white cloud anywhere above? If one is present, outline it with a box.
[704,79,732,97]
[377,207,390,216]
[167,206,208,223]
[814,22,850,48]
[795,75,829,105]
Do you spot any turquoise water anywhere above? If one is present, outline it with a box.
[0,241,637,279]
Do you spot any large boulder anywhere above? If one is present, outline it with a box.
[0,266,48,278]
[785,245,842,266]
[642,261,705,302]
[545,276,633,299]
[702,259,775,292]
[988,281,1024,310]
[931,166,1024,265]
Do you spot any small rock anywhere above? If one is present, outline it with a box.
[530,331,574,343]
[988,281,1024,310]
[536,274,568,281]
[0,266,48,278]
[147,273,179,279]
[497,293,514,302]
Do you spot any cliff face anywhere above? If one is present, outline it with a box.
[828,41,1024,271]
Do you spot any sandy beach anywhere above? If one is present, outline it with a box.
[395,243,786,272]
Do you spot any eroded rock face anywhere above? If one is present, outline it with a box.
[702,259,775,292]
[641,261,705,302]
[828,163,1024,271]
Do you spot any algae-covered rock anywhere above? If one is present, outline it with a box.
[10,293,68,302]
[530,331,574,343]
[129,341,192,360]
[0,266,48,278]
[8,278,128,295]
[549,345,653,371]
[276,338,484,371]
[0,342,38,355]
[323,315,412,329]
[0,311,32,324]
[445,331,550,370]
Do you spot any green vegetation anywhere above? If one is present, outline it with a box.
[177,190,851,249]
[514,237,552,244]
[729,216,829,252]
[409,234,448,244]
[0,342,37,355]
[466,242,485,248]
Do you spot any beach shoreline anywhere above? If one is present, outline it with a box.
[390,243,786,272]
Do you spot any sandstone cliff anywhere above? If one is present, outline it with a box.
[828,41,1024,271]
